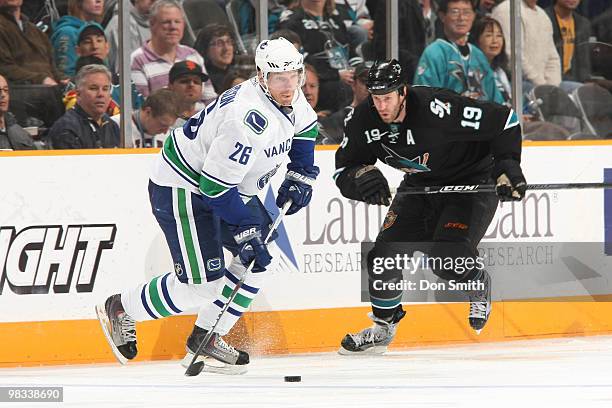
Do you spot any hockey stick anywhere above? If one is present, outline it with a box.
[184,200,292,377]
[390,182,612,195]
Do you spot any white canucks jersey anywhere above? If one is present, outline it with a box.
[150,78,318,198]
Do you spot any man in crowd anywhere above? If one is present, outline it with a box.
[48,64,119,149]
[194,24,236,94]
[492,0,561,88]
[111,88,179,148]
[0,74,37,150]
[130,0,216,103]
[167,60,207,128]
[414,0,504,104]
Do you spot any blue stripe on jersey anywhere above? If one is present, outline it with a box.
[297,119,317,135]
[141,284,158,319]
[201,170,238,188]
[206,99,218,114]
[288,138,315,170]
[161,273,183,314]
[225,270,260,294]
[214,299,225,308]
[161,152,199,188]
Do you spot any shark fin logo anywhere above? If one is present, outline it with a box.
[381,144,431,174]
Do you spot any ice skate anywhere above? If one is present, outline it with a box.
[467,269,491,333]
[339,307,406,355]
[181,325,249,375]
[95,294,137,365]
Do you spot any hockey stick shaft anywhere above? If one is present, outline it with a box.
[184,200,292,376]
[390,182,612,195]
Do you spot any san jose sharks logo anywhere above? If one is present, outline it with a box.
[381,144,431,174]
[450,61,486,100]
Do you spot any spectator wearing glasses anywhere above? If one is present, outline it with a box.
[48,64,119,149]
[0,74,37,150]
[194,24,236,94]
[414,0,503,104]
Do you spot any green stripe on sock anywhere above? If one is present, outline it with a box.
[148,276,171,317]
[177,189,202,284]
[221,285,253,309]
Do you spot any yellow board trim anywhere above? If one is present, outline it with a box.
[3,302,612,367]
[0,139,610,157]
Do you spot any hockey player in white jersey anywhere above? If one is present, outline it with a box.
[96,37,319,374]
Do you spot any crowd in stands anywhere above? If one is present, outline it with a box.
[0,0,611,151]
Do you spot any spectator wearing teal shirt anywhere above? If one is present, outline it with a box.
[414,0,504,104]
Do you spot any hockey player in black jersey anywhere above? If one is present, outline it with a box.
[334,59,527,354]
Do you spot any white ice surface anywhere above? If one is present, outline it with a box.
[2,335,612,408]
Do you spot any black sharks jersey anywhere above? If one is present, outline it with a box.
[334,86,522,200]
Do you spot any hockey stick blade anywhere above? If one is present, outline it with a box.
[184,200,292,377]
[391,182,612,195]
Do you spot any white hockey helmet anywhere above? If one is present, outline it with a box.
[255,37,305,102]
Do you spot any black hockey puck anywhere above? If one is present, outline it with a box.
[284,375,301,382]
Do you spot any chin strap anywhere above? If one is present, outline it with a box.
[392,95,406,122]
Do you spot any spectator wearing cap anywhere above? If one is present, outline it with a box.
[51,0,105,78]
[319,62,370,144]
[0,74,37,150]
[0,0,65,85]
[131,0,217,103]
[167,60,207,128]
[111,88,180,148]
[48,64,119,149]
[414,0,504,104]
[105,0,153,75]
[194,24,236,94]
[76,22,110,69]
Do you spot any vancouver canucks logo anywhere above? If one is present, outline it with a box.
[381,144,431,174]
[244,109,268,134]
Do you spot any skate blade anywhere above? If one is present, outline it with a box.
[181,352,247,375]
[337,345,388,356]
[95,304,128,365]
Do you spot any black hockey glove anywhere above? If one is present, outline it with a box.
[493,159,527,201]
[354,165,391,206]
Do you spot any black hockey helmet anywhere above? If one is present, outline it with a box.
[366,59,405,95]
